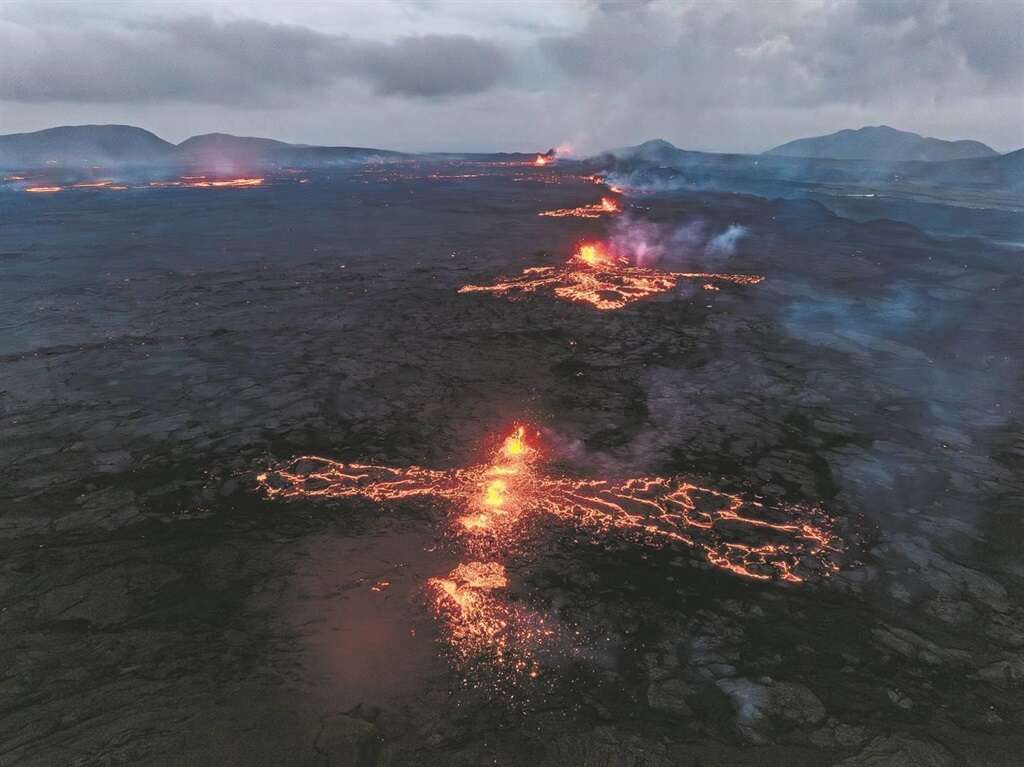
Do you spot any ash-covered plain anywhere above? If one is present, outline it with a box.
[1,161,1023,766]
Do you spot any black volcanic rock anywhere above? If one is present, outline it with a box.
[765,125,998,162]
[0,124,175,167]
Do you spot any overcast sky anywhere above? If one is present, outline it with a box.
[1,0,1021,154]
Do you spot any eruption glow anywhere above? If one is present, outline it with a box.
[426,560,555,675]
[24,186,63,193]
[258,425,839,583]
[534,154,551,166]
[539,196,621,218]
[459,242,764,310]
[148,176,264,189]
[258,424,842,672]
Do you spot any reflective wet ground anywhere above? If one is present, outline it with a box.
[1,164,1022,765]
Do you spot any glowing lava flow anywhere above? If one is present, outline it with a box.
[539,196,620,218]
[148,176,264,189]
[258,424,840,583]
[24,186,63,193]
[458,242,764,310]
[258,424,842,670]
[534,154,551,166]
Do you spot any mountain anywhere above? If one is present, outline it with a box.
[177,133,292,157]
[906,147,1024,190]
[593,138,1023,192]
[765,125,998,162]
[0,125,408,170]
[598,139,690,164]
[173,132,409,169]
[0,125,175,166]
[176,133,298,174]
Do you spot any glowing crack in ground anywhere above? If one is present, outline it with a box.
[258,425,842,676]
[458,242,764,310]
[538,196,621,218]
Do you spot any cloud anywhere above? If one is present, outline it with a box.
[537,0,1024,121]
[0,1,1019,152]
[0,15,511,105]
[354,34,510,98]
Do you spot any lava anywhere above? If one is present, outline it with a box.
[459,242,764,310]
[427,560,556,676]
[181,177,264,188]
[258,423,842,673]
[534,154,551,166]
[24,186,63,193]
[539,196,621,218]
[148,176,264,189]
[258,424,841,584]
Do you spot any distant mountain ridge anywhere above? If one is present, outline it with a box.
[2,124,1018,193]
[0,125,408,168]
[0,125,175,166]
[765,125,997,162]
[591,137,1022,192]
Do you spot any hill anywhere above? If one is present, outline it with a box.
[0,125,175,166]
[764,125,997,162]
[0,126,408,170]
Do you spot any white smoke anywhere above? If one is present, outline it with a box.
[607,215,749,268]
[704,224,749,259]
[608,214,667,267]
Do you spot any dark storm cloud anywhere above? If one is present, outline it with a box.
[0,0,1020,152]
[355,35,510,97]
[0,16,511,104]
[539,0,1024,108]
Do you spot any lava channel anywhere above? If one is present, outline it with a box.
[539,196,620,218]
[458,242,764,310]
[257,424,841,584]
[258,424,843,673]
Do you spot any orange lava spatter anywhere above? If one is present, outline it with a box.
[458,242,764,310]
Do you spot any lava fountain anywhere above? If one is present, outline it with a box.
[458,241,764,310]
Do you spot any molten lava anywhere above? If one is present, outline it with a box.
[534,154,551,166]
[458,242,764,310]
[258,423,842,673]
[149,176,264,189]
[24,186,63,193]
[539,196,621,218]
[427,560,555,675]
[258,423,840,584]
